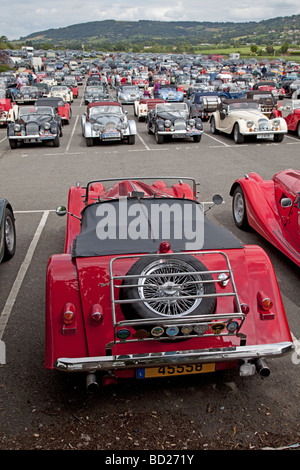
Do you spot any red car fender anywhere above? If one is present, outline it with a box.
[230,174,300,266]
[230,174,283,246]
[45,254,88,369]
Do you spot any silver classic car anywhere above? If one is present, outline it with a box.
[117,85,143,104]
[81,101,137,146]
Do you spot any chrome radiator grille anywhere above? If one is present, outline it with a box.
[26,123,39,134]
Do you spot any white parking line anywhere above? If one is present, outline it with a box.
[137,132,150,150]
[203,132,231,147]
[65,115,79,154]
[0,136,7,144]
[0,210,50,341]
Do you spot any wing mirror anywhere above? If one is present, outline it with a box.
[212,194,223,205]
[56,206,81,220]
[205,194,224,213]
[56,206,67,216]
[280,198,292,208]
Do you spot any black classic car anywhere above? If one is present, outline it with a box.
[84,85,109,105]
[14,86,40,104]
[0,198,16,263]
[187,92,221,121]
[147,102,203,144]
[7,106,62,149]
[243,90,279,117]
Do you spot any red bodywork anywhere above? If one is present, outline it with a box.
[0,99,13,124]
[284,105,300,133]
[68,85,78,98]
[132,78,149,87]
[230,170,300,266]
[59,102,72,123]
[45,178,293,384]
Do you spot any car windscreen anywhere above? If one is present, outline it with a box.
[228,102,259,111]
[89,106,122,115]
[19,106,53,117]
[156,103,188,113]
[73,198,242,258]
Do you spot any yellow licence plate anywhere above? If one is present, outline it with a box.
[137,363,215,379]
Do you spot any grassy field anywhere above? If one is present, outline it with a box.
[194,46,300,63]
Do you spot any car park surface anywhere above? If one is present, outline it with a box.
[0,55,300,451]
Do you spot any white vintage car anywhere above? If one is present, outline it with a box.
[50,85,73,104]
[210,99,287,144]
[134,98,165,121]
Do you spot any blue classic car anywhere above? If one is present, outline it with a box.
[157,85,184,102]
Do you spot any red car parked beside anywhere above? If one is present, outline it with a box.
[231,169,300,266]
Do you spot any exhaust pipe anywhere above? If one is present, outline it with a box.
[255,358,270,377]
[86,373,99,391]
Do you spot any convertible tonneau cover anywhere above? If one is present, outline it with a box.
[73,198,243,258]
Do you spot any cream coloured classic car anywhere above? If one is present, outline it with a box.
[210,99,287,144]
[50,85,73,104]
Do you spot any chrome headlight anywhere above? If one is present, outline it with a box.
[120,122,128,129]
[93,123,101,131]
[14,124,20,132]
[273,119,280,126]
[164,120,172,128]
[247,120,254,128]
[189,119,195,126]
[44,122,50,130]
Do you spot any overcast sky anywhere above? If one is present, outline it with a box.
[1,0,300,41]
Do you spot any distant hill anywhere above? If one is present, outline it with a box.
[19,16,300,47]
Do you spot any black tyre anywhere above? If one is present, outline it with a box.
[233,123,244,144]
[128,135,135,145]
[193,134,202,142]
[155,132,164,144]
[2,208,16,261]
[297,123,300,139]
[53,135,60,147]
[9,139,17,149]
[120,255,217,321]
[232,186,249,230]
[273,133,284,142]
[86,137,93,147]
[210,116,218,134]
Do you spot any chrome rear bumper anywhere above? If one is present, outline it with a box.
[54,341,293,373]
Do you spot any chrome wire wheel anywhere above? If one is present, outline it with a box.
[5,215,15,253]
[137,259,204,317]
[2,208,16,261]
[232,186,249,230]
[233,191,245,225]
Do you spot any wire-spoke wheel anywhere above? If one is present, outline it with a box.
[120,255,217,321]
[232,186,249,230]
[2,208,16,261]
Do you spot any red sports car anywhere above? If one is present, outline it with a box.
[283,100,300,138]
[231,169,300,266]
[0,95,18,126]
[45,177,293,388]
[35,97,72,125]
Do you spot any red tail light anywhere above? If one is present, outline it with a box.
[257,291,275,320]
[62,303,77,335]
[158,241,171,253]
[257,291,273,310]
[62,302,75,324]
[90,304,104,323]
